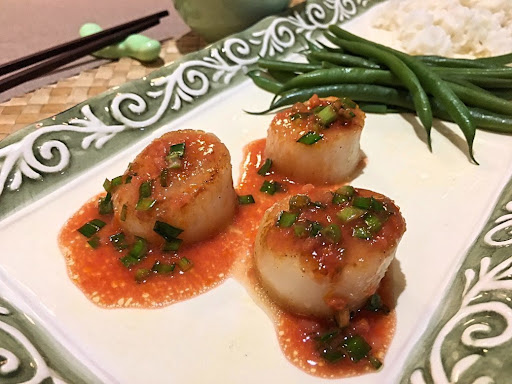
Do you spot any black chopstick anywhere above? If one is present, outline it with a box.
[0,18,163,93]
[0,10,169,77]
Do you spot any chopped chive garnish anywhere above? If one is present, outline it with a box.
[289,194,310,210]
[336,185,355,198]
[312,105,324,113]
[103,178,112,192]
[309,221,323,237]
[293,224,307,238]
[290,112,309,121]
[332,193,349,205]
[128,237,148,259]
[167,155,182,169]
[342,97,357,108]
[297,131,323,145]
[77,219,106,238]
[368,355,383,370]
[87,235,101,249]
[177,257,193,272]
[364,214,382,233]
[169,143,185,157]
[152,261,176,274]
[153,221,184,242]
[353,196,372,210]
[111,176,123,187]
[277,211,298,228]
[315,104,338,126]
[125,175,133,184]
[257,158,272,176]
[365,294,390,314]
[370,197,384,211]
[353,226,372,240]
[98,193,113,215]
[119,255,139,268]
[163,238,183,252]
[160,168,169,187]
[136,198,156,211]
[139,181,152,199]
[344,335,372,362]
[320,224,341,243]
[238,194,255,205]
[260,180,277,195]
[135,268,150,283]
[120,204,128,221]
[322,350,345,363]
[337,206,366,222]
[318,329,339,343]
[110,232,128,251]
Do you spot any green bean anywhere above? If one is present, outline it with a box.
[307,51,381,69]
[460,77,512,89]
[324,32,433,145]
[476,52,512,66]
[258,58,321,73]
[328,25,477,163]
[486,89,512,100]
[358,103,399,114]
[433,67,512,78]
[267,69,296,83]
[278,68,400,93]
[246,70,283,94]
[417,55,499,69]
[447,82,512,116]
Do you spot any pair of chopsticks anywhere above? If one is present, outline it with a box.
[0,10,169,93]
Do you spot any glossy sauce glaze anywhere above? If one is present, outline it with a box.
[59,138,399,378]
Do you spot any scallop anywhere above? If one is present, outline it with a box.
[265,95,365,184]
[111,129,237,245]
[254,187,405,322]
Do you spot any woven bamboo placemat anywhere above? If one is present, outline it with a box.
[0,32,206,141]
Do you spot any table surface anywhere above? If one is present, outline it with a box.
[0,0,303,142]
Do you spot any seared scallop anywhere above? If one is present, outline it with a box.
[254,186,405,323]
[265,94,365,184]
[111,129,237,245]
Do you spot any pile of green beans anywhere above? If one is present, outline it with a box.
[248,26,512,163]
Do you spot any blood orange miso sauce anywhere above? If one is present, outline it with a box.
[59,138,399,378]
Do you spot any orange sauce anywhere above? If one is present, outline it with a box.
[59,138,397,377]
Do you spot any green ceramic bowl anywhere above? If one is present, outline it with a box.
[173,0,291,42]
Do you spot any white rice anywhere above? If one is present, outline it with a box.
[373,0,512,58]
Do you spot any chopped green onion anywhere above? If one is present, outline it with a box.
[153,221,184,242]
[365,294,390,314]
[136,198,156,211]
[139,181,152,199]
[167,154,182,169]
[277,211,298,228]
[87,235,101,249]
[297,131,323,145]
[289,194,311,210]
[318,330,339,343]
[353,226,372,240]
[152,261,176,274]
[177,257,193,272]
[169,142,185,157]
[257,158,272,176]
[110,232,128,250]
[120,204,127,221]
[160,168,169,187]
[332,193,349,205]
[125,175,133,184]
[290,112,309,121]
[98,193,113,215]
[77,219,106,238]
[320,224,341,243]
[322,350,345,363]
[337,206,366,222]
[336,185,355,198]
[128,237,148,259]
[342,97,357,109]
[163,238,183,252]
[120,255,140,268]
[111,176,123,187]
[135,268,150,283]
[260,180,278,195]
[238,194,255,205]
[368,355,383,370]
[293,224,307,238]
[364,214,382,233]
[315,104,338,126]
[353,196,372,210]
[309,221,323,237]
[103,178,112,192]
[344,335,372,362]
[370,197,384,211]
